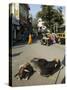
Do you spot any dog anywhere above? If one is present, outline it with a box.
[14,63,35,80]
[31,58,61,77]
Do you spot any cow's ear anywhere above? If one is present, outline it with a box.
[58,59,60,61]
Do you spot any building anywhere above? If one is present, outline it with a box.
[9,3,30,45]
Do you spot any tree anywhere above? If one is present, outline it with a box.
[36,5,64,32]
[32,18,38,33]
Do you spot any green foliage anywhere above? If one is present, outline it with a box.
[36,5,64,32]
[32,18,37,29]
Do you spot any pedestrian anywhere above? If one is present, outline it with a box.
[51,33,56,44]
[28,34,32,44]
[27,18,33,44]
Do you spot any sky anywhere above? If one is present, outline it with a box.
[29,4,41,18]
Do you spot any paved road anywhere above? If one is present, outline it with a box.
[11,41,65,86]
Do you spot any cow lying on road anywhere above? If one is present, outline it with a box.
[31,58,61,77]
[14,63,35,80]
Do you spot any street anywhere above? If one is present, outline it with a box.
[12,41,65,86]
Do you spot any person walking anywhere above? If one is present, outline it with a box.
[28,34,32,44]
[27,18,32,44]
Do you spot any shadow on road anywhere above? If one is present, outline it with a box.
[12,41,26,48]
[12,52,22,57]
[61,77,65,84]
[62,56,65,66]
